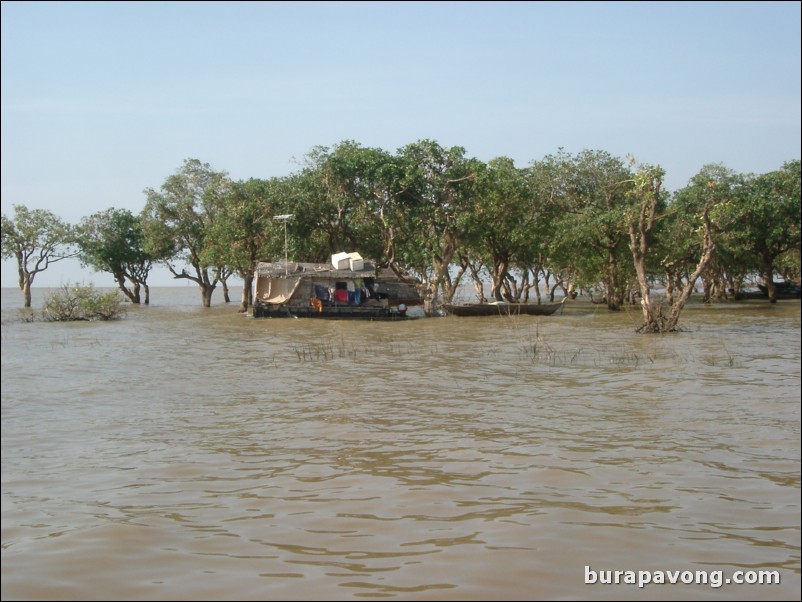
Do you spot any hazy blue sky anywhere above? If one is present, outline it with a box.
[2,1,800,288]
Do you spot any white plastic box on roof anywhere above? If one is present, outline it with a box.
[348,252,363,271]
[331,252,350,270]
[331,252,364,271]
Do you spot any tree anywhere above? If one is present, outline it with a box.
[542,150,635,310]
[288,141,400,265]
[669,164,747,303]
[318,141,405,265]
[206,177,288,312]
[728,161,801,302]
[1,205,75,307]
[142,159,231,307]
[76,208,156,304]
[291,142,365,260]
[393,140,481,313]
[464,157,550,303]
[656,193,713,306]
[626,164,712,332]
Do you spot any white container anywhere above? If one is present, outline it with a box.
[331,252,350,270]
[348,252,364,271]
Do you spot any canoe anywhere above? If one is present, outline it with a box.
[756,281,801,300]
[443,300,564,316]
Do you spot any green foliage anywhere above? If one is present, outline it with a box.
[141,159,232,305]
[667,165,747,292]
[205,177,288,273]
[394,140,481,282]
[461,157,552,300]
[735,161,801,267]
[288,141,402,262]
[536,149,636,305]
[1,205,75,278]
[42,283,127,321]
[142,159,231,266]
[77,208,150,272]
[76,208,155,301]
[1,204,76,306]
[671,161,802,293]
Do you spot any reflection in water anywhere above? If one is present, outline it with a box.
[1,289,800,600]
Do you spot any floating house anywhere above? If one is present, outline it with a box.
[252,253,423,319]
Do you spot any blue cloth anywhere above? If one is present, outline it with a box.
[315,285,330,301]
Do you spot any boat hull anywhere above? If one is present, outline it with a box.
[443,302,563,317]
[756,282,801,299]
[252,303,411,320]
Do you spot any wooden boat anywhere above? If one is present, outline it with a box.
[443,299,565,317]
[756,281,801,300]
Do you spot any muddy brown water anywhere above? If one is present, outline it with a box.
[2,288,799,600]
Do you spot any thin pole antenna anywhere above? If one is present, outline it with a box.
[274,214,293,275]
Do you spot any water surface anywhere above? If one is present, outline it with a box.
[2,287,799,600]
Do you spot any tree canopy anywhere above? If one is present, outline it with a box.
[76,208,156,304]
[6,142,799,331]
[1,205,75,307]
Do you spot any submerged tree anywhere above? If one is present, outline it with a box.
[206,177,288,312]
[671,164,748,302]
[291,141,396,262]
[727,160,801,302]
[42,283,127,321]
[627,164,716,333]
[545,150,635,310]
[464,157,551,304]
[1,204,75,307]
[142,159,231,307]
[393,140,481,313]
[76,208,156,304]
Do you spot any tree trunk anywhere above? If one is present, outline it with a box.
[114,271,140,304]
[222,279,231,303]
[759,264,777,303]
[462,257,486,303]
[200,267,218,308]
[240,270,254,313]
[520,270,532,303]
[471,276,486,303]
[633,211,715,333]
[502,273,519,302]
[201,284,215,308]
[441,262,467,305]
[22,278,33,308]
[530,268,544,304]
[664,270,676,306]
[605,250,620,311]
[630,231,655,329]
[627,168,719,333]
[143,284,150,305]
[165,260,217,307]
[427,236,458,313]
[491,259,509,302]
[725,271,744,299]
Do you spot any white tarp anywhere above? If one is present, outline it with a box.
[260,277,302,304]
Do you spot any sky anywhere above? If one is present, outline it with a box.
[2,0,800,288]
